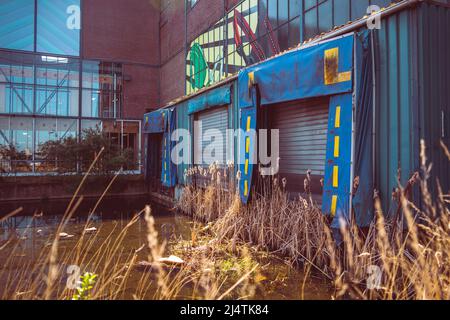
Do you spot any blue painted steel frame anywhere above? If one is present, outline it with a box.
[237,33,357,221]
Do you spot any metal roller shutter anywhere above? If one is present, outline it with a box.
[271,98,329,195]
[195,106,229,166]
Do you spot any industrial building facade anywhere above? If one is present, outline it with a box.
[0,0,159,174]
[1,0,449,221]
[145,0,450,224]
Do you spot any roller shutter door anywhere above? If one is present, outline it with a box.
[195,106,228,166]
[271,99,329,194]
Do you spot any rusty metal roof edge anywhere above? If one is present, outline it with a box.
[158,75,238,111]
[303,0,424,46]
[156,0,423,112]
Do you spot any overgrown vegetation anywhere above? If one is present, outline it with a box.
[39,127,135,174]
[0,144,31,173]
[0,141,449,300]
[0,150,261,300]
[177,141,450,300]
[0,127,135,175]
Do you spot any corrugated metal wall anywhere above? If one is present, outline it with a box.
[195,107,229,166]
[271,99,329,177]
[373,1,450,213]
[175,80,239,186]
[417,1,450,197]
[176,101,190,185]
[373,7,418,214]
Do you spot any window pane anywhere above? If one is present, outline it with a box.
[334,0,350,26]
[36,86,78,117]
[0,117,8,146]
[36,58,80,88]
[82,90,100,118]
[35,118,57,152]
[57,118,77,140]
[122,121,140,171]
[5,117,33,172]
[288,17,300,48]
[0,84,34,114]
[82,61,122,119]
[279,0,289,25]
[289,0,301,19]
[304,0,317,11]
[0,0,35,51]
[304,8,318,40]
[278,22,289,52]
[37,0,81,56]
[351,0,369,20]
[318,0,333,33]
[268,0,278,25]
[370,0,391,9]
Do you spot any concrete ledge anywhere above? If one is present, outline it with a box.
[0,174,147,203]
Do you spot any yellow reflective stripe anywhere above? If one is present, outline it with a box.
[335,106,341,128]
[338,71,352,83]
[164,174,167,182]
[324,47,352,85]
[331,195,338,217]
[244,180,248,196]
[164,162,167,170]
[248,72,255,87]
[324,48,338,85]
[246,136,250,153]
[333,166,339,188]
[245,159,249,175]
[246,116,252,132]
[334,136,340,158]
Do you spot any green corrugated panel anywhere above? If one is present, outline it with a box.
[417,2,450,197]
[232,81,240,177]
[175,101,190,185]
[375,9,416,214]
[175,80,239,186]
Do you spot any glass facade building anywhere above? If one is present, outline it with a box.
[0,0,141,174]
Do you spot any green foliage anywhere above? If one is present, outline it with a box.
[38,126,135,174]
[0,144,32,173]
[72,272,98,301]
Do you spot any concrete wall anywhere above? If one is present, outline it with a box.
[0,175,147,204]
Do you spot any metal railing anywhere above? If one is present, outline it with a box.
[0,159,141,176]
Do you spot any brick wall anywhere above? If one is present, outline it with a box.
[160,0,186,104]
[159,0,228,106]
[82,0,161,118]
[83,0,243,112]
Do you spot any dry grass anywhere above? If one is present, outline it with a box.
[0,159,258,300]
[1,141,449,300]
[177,141,450,300]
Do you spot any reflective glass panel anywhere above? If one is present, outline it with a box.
[36,0,81,56]
[0,0,35,52]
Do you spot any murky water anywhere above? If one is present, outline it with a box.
[0,197,332,300]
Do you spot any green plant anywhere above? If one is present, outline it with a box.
[72,273,98,301]
[0,143,32,172]
[38,126,135,174]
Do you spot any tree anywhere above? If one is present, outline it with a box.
[0,144,31,173]
[38,126,135,175]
